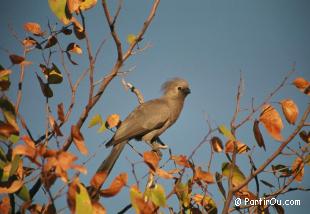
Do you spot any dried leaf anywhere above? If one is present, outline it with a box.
[67,0,80,14]
[48,115,63,136]
[292,77,309,90]
[0,196,10,214]
[23,22,44,36]
[36,74,53,98]
[156,168,174,179]
[0,179,23,194]
[211,136,223,152]
[280,99,299,125]
[291,157,304,182]
[57,103,65,122]
[44,36,58,49]
[0,121,19,138]
[71,125,88,155]
[259,104,284,141]
[192,194,217,214]
[225,140,249,154]
[79,0,97,11]
[48,63,63,84]
[92,201,106,214]
[194,166,215,184]
[73,20,85,40]
[106,114,120,128]
[67,42,83,54]
[22,37,38,48]
[90,171,108,189]
[71,165,87,174]
[253,119,266,150]
[9,54,25,65]
[100,173,128,197]
[143,151,160,171]
[171,155,190,168]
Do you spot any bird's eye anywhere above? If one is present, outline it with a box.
[178,86,182,90]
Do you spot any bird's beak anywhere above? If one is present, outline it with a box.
[182,87,191,95]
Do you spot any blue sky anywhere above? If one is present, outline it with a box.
[1,0,310,213]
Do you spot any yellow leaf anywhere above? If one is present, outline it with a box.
[280,99,299,125]
[48,0,71,25]
[127,34,137,45]
[218,124,236,141]
[88,114,102,128]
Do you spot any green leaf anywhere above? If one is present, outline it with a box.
[15,184,30,201]
[218,124,236,141]
[146,184,166,207]
[0,159,5,168]
[8,135,19,144]
[0,146,7,162]
[127,34,137,45]
[175,182,190,207]
[9,155,20,177]
[222,162,246,187]
[88,114,103,128]
[97,122,107,133]
[0,97,18,131]
[76,183,93,214]
[48,0,71,25]
[48,63,63,84]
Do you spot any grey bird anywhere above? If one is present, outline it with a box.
[96,78,190,181]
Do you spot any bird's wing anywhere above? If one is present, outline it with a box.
[108,99,170,146]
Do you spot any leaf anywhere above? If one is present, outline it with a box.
[259,104,284,141]
[48,0,71,25]
[143,151,160,171]
[67,0,80,14]
[146,184,167,207]
[15,184,30,201]
[75,182,93,214]
[130,185,155,214]
[9,55,25,65]
[260,179,274,188]
[9,155,20,177]
[90,171,108,190]
[66,52,78,65]
[100,173,128,197]
[48,63,63,84]
[271,164,291,177]
[79,0,97,11]
[23,22,44,36]
[36,74,53,98]
[225,140,249,154]
[292,77,309,90]
[0,121,19,138]
[174,182,190,207]
[67,42,83,54]
[192,194,217,214]
[88,114,102,128]
[211,136,223,152]
[71,125,88,155]
[106,114,120,128]
[22,37,39,48]
[222,162,247,190]
[97,123,107,133]
[253,119,266,150]
[171,155,190,168]
[61,27,72,35]
[0,197,10,214]
[155,168,175,179]
[0,179,23,194]
[194,166,215,184]
[280,99,299,125]
[73,20,85,40]
[291,157,304,182]
[215,172,226,199]
[218,124,236,141]
[57,103,65,122]
[92,201,106,214]
[0,69,11,91]
[299,130,310,143]
[48,115,63,136]
[44,36,58,49]
[0,97,19,131]
[127,34,137,45]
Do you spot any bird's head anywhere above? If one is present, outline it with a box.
[161,78,191,99]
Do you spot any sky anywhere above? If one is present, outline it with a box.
[1,0,310,213]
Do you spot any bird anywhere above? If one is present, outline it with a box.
[95,77,190,186]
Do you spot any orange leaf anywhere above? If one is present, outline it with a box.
[106,114,120,128]
[291,157,304,182]
[194,167,215,184]
[0,122,19,138]
[90,171,108,189]
[71,165,87,174]
[143,151,160,171]
[92,201,106,214]
[0,197,10,214]
[0,179,23,194]
[280,99,299,125]
[67,0,80,14]
[100,173,128,197]
[292,77,309,90]
[171,155,190,168]
[48,115,63,136]
[23,22,44,36]
[71,125,88,155]
[13,145,36,160]
[225,140,249,154]
[259,104,284,141]
[21,135,35,149]
[156,168,174,179]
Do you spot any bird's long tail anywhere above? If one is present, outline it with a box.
[97,140,127,176]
